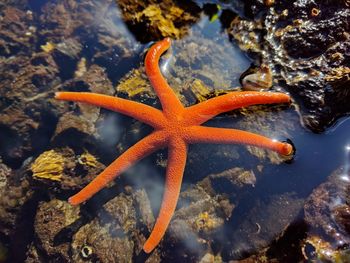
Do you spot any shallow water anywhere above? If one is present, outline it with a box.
[1,0,350,262]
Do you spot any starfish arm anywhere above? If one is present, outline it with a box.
[68,131,168,205]
[187,126,293,156]
[143,137,187,253]
[55,92,166,128]
[145,38,184,116]
[184,91,291,125]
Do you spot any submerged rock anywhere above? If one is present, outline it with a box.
[27,187,160,262]
[0,6,35,57]
[227,192,304,259]
[161,169,235,261]
[29,147,105,192]
[301,235,350,262]
[116,68,156,101]
[116,0,200,42]
[0,174,32,235]
[304,167,350,249]
[53,64,114,147]
[34,199,80,261]
[24,243,41,263]
[0,163,35,262]
[0,51,60,167]
[70,194,136,263]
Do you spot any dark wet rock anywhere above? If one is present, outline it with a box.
[28,186,160,262]
[0,159,10,193]
[34,199,80,262]
[229,219,308,262]
[304,167,350,246]
[115,32,251,108]
[333,205,350,234]
[25,243,41,263]
[301,235,350,262]
[29,147,105,192]
[0,51,61,167]
[167,35,248,106]
[234,247,270,263]
[116,0,201,42]
[133,189,155,231]
[53,64,114,147]
[163,173,235,261]
[227,192,304,259]
[55,38,82,60]
[70,190,161,262]
[71,217,134,262]
[0,0,27,9]
[0,163,37,262]
[39,0,97,42]
[54,114,98,145]
[0,6,36,57]
[198,167,256,196]
[39,0,137,77]
[0,168,33,237]
[228,0,350,132]
[51,38,83,80]
[101,192,137,234]
[282,13,348,59]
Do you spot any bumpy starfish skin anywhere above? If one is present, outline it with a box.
[55,38,293,253]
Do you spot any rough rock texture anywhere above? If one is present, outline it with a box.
[228,0,350,132]
[70,193,136,263]
[53,64,115,148]
[0,1,140,261]
[2,0,347,262]
[29,188,161,263]
[29,147,106,192]
[0,6,36,57]
[0,0,139,167]
[226,192,304,260]
[115,32,250,107]
[34,199,80,261]
[116,0,201,42]
[160,168,237,261]
[0,51,61,167]
[304,167,350,246]
[39,0,138,81]
[0,175,32,238]
[0,166,35,262]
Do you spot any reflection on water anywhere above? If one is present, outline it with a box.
[0,0,350,262]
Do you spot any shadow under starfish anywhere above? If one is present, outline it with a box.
[55,38,294,253]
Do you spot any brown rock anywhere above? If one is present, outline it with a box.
[34,199,80,261]
[304,167,350,245]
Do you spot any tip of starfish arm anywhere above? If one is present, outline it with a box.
[142,243,154,254]
[287,95,292,103]
[281,142,294,156]
[68,196,80,206]
[54,92,62,99]
[163,37,171,45]
[279,92,292,103]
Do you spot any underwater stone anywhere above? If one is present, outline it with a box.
[304,167,350,245]
[34,199,80,261]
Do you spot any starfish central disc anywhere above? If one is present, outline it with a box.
[55,38,294,253]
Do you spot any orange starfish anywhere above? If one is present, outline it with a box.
[55,38,293,253]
